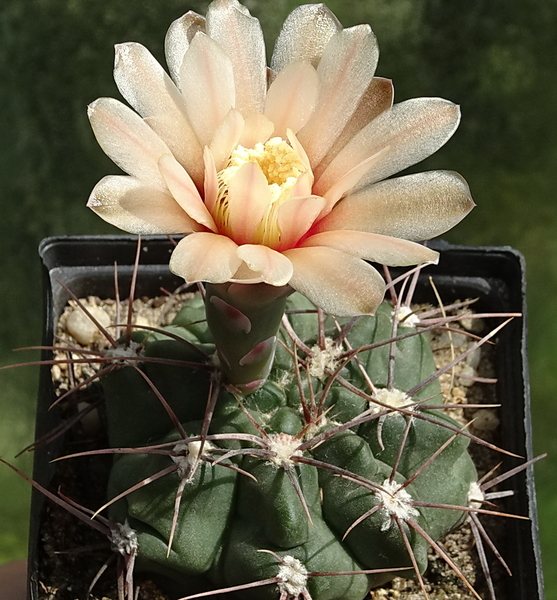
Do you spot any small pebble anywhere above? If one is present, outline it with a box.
[65,306,111,345]
[471,408,500,432]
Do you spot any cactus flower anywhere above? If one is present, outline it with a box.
[87,0,474,318]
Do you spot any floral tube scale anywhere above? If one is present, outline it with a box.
[87,0,474,318]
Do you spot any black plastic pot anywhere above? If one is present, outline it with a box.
[27,235,544,600]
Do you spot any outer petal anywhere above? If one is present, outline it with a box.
[284,246,385,316]
[88,98,170,190]
[179,32,235,147]
[297,25,379,167]
[264,61,319,138]
[87,175,198,234]
[300,230,439,266]
[158,154,217,231]
[271,3,341,71]
[169,232,242,283]
[113,43,204,184]
[206,0,266,115]
[165,11,206,86]
[236,245,294,286]
[227,162,271,244]
[315,98,461,196]
[314,77,394,179]
[316,171,475,241]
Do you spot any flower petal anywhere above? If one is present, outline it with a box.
[180,32,235,147]
[238,112,274,148]
[158,154,217,231]
[209,108,245,172]
[271,3,341,71]
[319,146,389,216]
[227,162,271,244]
[165,11,206,86]
[300,230,439,266]
[88,98,170,190]
[316,171,475,241]
[169,232,242,283]
[236,245,294,286]
[113,43,204,184]
[203,147,219,214]
[277,195,326,250]
[206,0,266,115]
[297,25,379,167]
[314,77,394,179]
[264,61,319,137]
[315,98,461,196]
[87,175,198,234]
[284,246,385,316]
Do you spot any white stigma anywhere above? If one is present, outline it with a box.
[277,555,309,597]
[377,479,419,530]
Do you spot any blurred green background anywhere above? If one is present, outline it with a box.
[0,0,555,596]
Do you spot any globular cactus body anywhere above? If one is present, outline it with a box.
[104,291,477,600]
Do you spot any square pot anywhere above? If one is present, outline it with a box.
[27,235,544,600]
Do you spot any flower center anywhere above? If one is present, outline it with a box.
[215,137,307,246]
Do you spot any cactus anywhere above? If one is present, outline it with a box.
[95,287,481,600]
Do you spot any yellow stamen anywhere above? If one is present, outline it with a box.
[214,137,307,247]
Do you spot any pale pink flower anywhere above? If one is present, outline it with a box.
[87,0,474,316]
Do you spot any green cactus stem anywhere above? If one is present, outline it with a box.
[204,282,291,393]
[102,290,479,600]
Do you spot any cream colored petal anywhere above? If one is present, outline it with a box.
[203,147,219,215]
[179,32,235,147]
[143,114,204,187]
[236,245,294,286]
[209,108,245,172]
[315,98,461,195]
[286,129,312,173]
[264,61,319,137]
[316,171,475,241]
[314,77,394,179]
[88,98,170,190]
[300,230,439,266]
[87,175,198,234]
[165,11,206,86]
[238,112,275,148]
[227,162,271,244]
[271,3,341,71]
[229,263,265,284]
[169,232,242,283]
[277,195,326,250]
[288,171,314,199]
[158,154,217,231]
[206,0,266,115]
[284,246,385,316]
[297,25,379,167]
[113,43,204,185]
[319,146,389,216]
